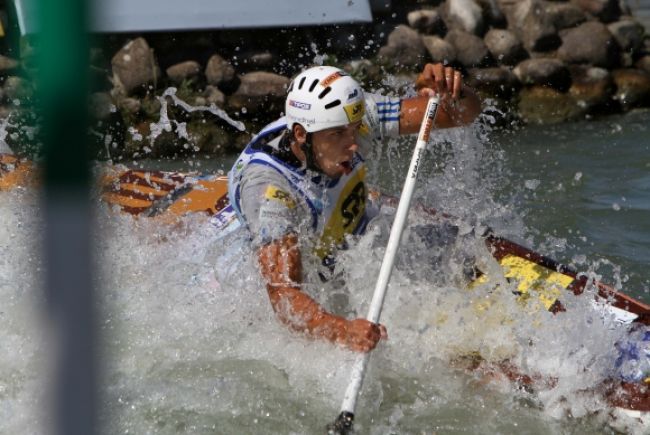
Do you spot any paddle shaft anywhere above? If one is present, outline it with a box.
[332,96,440,431]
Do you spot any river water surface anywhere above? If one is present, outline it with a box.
[1,108,649,434]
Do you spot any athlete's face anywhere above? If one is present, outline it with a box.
[299,122,362,178]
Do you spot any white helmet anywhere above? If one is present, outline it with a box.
[285,66,365,133]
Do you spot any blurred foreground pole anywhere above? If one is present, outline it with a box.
[36,0,95,434]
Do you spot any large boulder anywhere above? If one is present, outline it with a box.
[377,25,428,70]
[441,0,485,35]
[568,65,615,111]
[117,97,142,116]
[422,36,457,64]
[111,37,161,96]
[228,72,290,116]
[407,9,446,35]
[518,86,586,123]
[466,67,520,98]
[484,29,526,66]
[445,29,491,67]
[544,2,587,31]
[637,56,650,74]
[570,0,621,23]
[513,58,571,91]
[607,19,646,54]
[238,51,276,71]
[612,68,650,110]
[557,21,621,68]
[166,61,201,85]
[0,55,20,76]
[203,85,226,107]
[476,0,507,28]
[205,54,238,92]
[508,0,561,52]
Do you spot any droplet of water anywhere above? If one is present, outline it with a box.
[524,179,540,190]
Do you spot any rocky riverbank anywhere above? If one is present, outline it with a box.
[1,0,649,160]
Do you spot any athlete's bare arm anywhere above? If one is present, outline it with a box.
[258,233,386,352]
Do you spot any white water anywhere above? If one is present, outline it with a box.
[0,186,48,434]
[1,105,647,434]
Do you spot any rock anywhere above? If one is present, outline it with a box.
[140,95,162,119]
[544,2,587,30]
[496,0,519,20]
[186,121,233,154]
[239,51,276,71]
[518,85,586,123]
[510,0,561,52]
[466,67,520,97]
[118,97,142,115]
[570,0,620,23]
[342,59,382,85]
[232,132,251,151]
[484,29,526,65]
[514,58,571,91]
[204,85,226,106]
[612,68,650,110]
[111,37,161,95]
[166,61,201,84]
[441,0,485,35]
[407,9,446,35]
[228,72,290,115]
[3,76,32,102]
[476,0,507,28]
[0,55,20,75]
[619,0,632,15]
[557,21,621,68]
[205,54,237,91]
[445,29,491,67]
[422,36,457,64]
[89,92,115,120]
[568,65,615,111]
[636,56,650,74]
[607,20,646,54]
[377,25,428,70]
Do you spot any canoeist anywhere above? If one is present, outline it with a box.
[227,63,481,352]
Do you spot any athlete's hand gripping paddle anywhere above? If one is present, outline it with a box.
[328,95,441,434]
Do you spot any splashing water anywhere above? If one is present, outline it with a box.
[90,116,644,434]
[2,108,649,434]
[146,87,246,147]
[0,188,48,434]
[0,115,15,154]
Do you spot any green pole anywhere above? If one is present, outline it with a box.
[36,0,95,434]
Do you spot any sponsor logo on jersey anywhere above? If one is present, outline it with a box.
[359,123,370,136]
[289,100,311,110]
[343,101,364,123]
[264,185,296,209]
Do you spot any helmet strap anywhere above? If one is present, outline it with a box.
[300,133,322,173]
